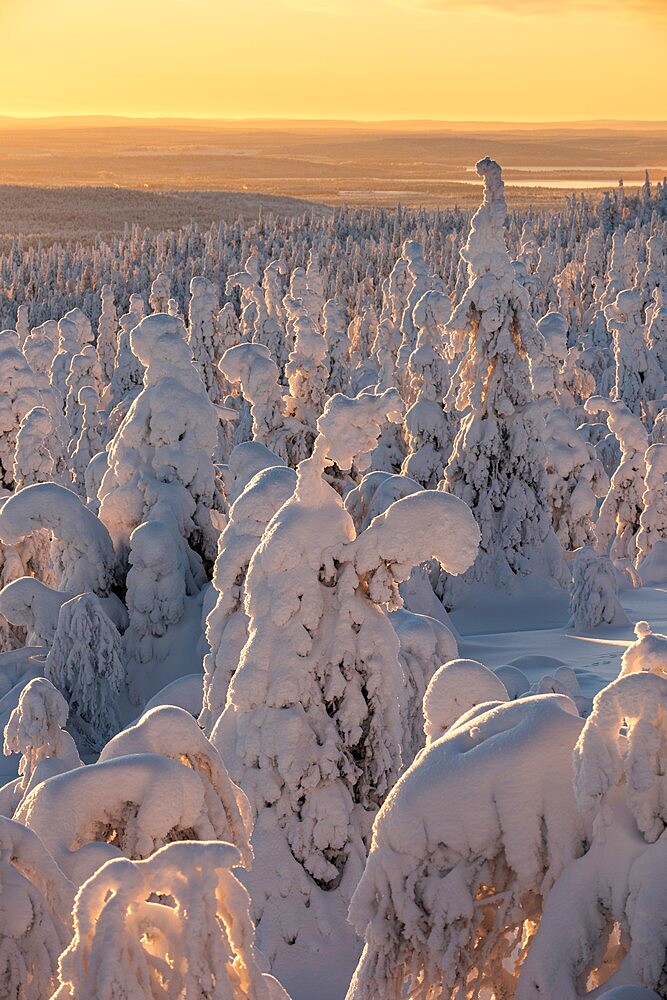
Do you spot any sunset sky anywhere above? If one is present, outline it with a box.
[1,0,665,122]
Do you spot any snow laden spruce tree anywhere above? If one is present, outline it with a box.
[213,390,480,1000]
[99,313,220,574]
[45,592,125,752]
[347,694,585,1000]
[441,158,567,603]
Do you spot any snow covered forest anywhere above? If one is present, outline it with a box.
[1,158,667,1000]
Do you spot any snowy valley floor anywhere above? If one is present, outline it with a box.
[453,581,667,705]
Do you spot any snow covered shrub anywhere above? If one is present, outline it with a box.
[441,158,567,597]
[3,677,81,809]
[569,546,628,629]
[45,593,125,751]
[52,840,289,1000]
[422,657,509,743]
[621,620,667,678]
[0,482,117,594]
[0,816,73,1000]
[347,694,585,1000]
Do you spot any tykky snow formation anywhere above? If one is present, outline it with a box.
[0,159,665,1000]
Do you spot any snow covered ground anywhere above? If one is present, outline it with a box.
[0,157,666,1000]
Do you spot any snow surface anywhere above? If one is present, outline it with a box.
[0,157,666,1000]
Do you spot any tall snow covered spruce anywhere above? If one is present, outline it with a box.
[441,158,568,599]
[213,390,479,999]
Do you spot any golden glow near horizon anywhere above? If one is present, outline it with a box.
[1,0,665,121]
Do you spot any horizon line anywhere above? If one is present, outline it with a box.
[2,113,667,128]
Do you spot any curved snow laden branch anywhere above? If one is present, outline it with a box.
[0,483,117,595]
[99,705,253,867]
[352,489,480,608]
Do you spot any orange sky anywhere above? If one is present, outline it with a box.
[1,0,665,121]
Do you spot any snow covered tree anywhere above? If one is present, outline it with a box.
[148,271,170,314]
[52,841,289,1000]
[123,518,188,693]
[108,308,145,415]
[70,385,102,493]
[401,290,455,488]
[201,463,297,734]
[51,310,92,399]
[100,313,220,571]
[0,816,73,1000]
[606,287,663,418]
[347,695,585,1000]
[519,668,667,1000]
[323,297,350,395]
[585,396,649,575]
[65,345,101,447]
[13,406,57,489]
[647,288,667,379]
[15,303,29,347]
[0,577,68,647]
[543,408,609,550]
[213,390,479,996]
[96,282,118,384]
[3,677,81,808]
[16,705,252,886]
[0,343,44,489]
[441,158,568,598]
[568,546,628,629]
[188,274,223,402]
[45,593,125,751]
[282,307,330,460]
[636,443,667,574]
